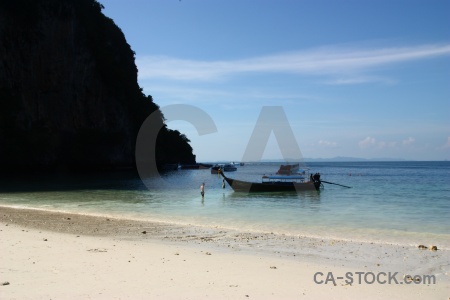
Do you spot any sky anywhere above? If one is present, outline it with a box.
[100,0,450,162]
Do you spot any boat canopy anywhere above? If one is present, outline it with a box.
[263,175,306,180]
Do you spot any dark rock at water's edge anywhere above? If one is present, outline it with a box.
[0,0,195,172]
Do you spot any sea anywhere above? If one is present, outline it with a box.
[1,161,449,248]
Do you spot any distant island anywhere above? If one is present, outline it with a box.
[303,157,407,162]
[0,0,196,172]
[208,157,410,163]
[239,157,448,163]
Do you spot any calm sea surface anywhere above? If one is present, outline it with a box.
[1,162,449,248]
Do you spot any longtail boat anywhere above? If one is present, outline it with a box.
[218,169,322,192]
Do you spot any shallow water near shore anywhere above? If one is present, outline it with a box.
[1,161,449,248]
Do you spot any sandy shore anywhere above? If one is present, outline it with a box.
[1,206,449,299]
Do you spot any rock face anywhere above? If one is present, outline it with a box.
[0,0,195,171]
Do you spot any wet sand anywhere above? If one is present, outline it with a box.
[1,206,449,299]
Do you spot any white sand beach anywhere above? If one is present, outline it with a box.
[0,206,448,299]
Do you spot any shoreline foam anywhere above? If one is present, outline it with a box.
[1,203,449,250]
[2,206,449,272]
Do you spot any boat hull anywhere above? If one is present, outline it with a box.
[222,176,319,192]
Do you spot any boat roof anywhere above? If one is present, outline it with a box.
[263,175,305,180]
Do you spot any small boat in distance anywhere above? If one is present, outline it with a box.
[218,168,322,192]
[276,163,299,175]
[211,164,237,174]
[223,164,237,172]
[211,164,221,174]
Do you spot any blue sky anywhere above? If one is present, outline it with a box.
[101,0,450,161]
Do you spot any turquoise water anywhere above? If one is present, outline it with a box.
[1,162,449,248]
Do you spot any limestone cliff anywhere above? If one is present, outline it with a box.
[0,0,195,171]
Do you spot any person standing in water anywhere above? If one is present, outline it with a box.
[200,182,205,197]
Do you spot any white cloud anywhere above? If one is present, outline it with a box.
[318,140,337,147]
[324,76,397,85]
[378,141,386,149]
[358,136,376,148]
[136,44,450,82]
[359,136,416,150]
[444,137,450,148]
[402,137,415,145]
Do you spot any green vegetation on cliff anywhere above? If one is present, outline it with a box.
[0,0,196,171]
